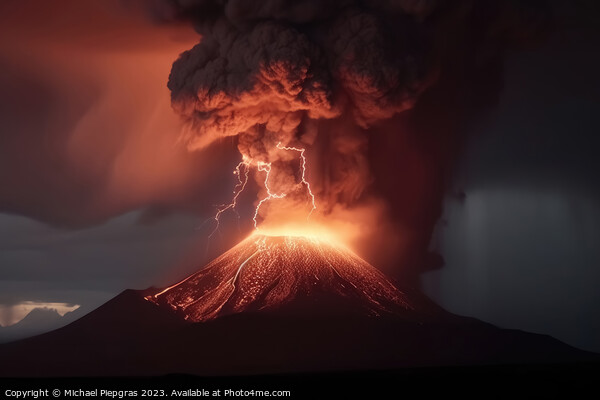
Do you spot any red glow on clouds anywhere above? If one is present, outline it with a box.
[0,0,234,225]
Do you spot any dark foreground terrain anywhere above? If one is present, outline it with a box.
[0,289,596,377]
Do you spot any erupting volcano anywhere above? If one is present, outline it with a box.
[146,234,415,322]
[2,0,598,388]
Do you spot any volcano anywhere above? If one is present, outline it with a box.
[146,234,420,321]
[0,234,596,378]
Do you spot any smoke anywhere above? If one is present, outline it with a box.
[157,0,550,279]
[162,0,435,223]
[0,0,551,284]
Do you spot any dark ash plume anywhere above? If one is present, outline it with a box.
[157,0,550,280]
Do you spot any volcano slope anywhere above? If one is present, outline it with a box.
[146,234,418,322]
[0,235,596,377]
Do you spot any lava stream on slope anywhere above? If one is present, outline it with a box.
[146,234,419,321]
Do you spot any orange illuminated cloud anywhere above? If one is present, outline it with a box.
[0,302,80,327]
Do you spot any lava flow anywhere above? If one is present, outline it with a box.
[146,233,414,322]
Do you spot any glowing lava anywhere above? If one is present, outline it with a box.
[146,234,414,322]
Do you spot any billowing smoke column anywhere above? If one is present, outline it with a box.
[157,0,549,281]
[164,0,434,217]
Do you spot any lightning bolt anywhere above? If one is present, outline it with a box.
[276,142,317,217]
[253,161,287,229]
[208,143,317,234]
[208,157,250,239]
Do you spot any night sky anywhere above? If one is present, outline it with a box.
[0,0,599,354]
[423,2,600,352]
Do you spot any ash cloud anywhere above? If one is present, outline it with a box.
[164,0,436,215]
[0,0,550,285]
[159,0,550,280]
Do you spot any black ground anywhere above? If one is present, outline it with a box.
[0,289,596,379]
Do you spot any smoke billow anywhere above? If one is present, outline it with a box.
[162,1,435,215]
[155,0,550,279]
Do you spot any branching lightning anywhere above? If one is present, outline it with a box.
[209,142,318,235]
[253,161,287,229]
[208,158,250,239]
[276,142,317,217]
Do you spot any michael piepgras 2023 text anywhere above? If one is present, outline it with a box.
[2,388,293,398]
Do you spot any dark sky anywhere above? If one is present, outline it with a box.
[0,0,599,353]
[424,0,600,352]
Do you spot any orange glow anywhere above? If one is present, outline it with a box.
[252,142,318,229]
[252,223,346,248]
[0,302,80,327]
[211,142,318,234]
[253,161,288,229]
[209,158,251,238]
[275,142,317,217]
[146,234,413,322]
[0,0,206,220]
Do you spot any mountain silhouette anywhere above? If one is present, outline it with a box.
[0,235,596,377]
[0,307,82,344]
